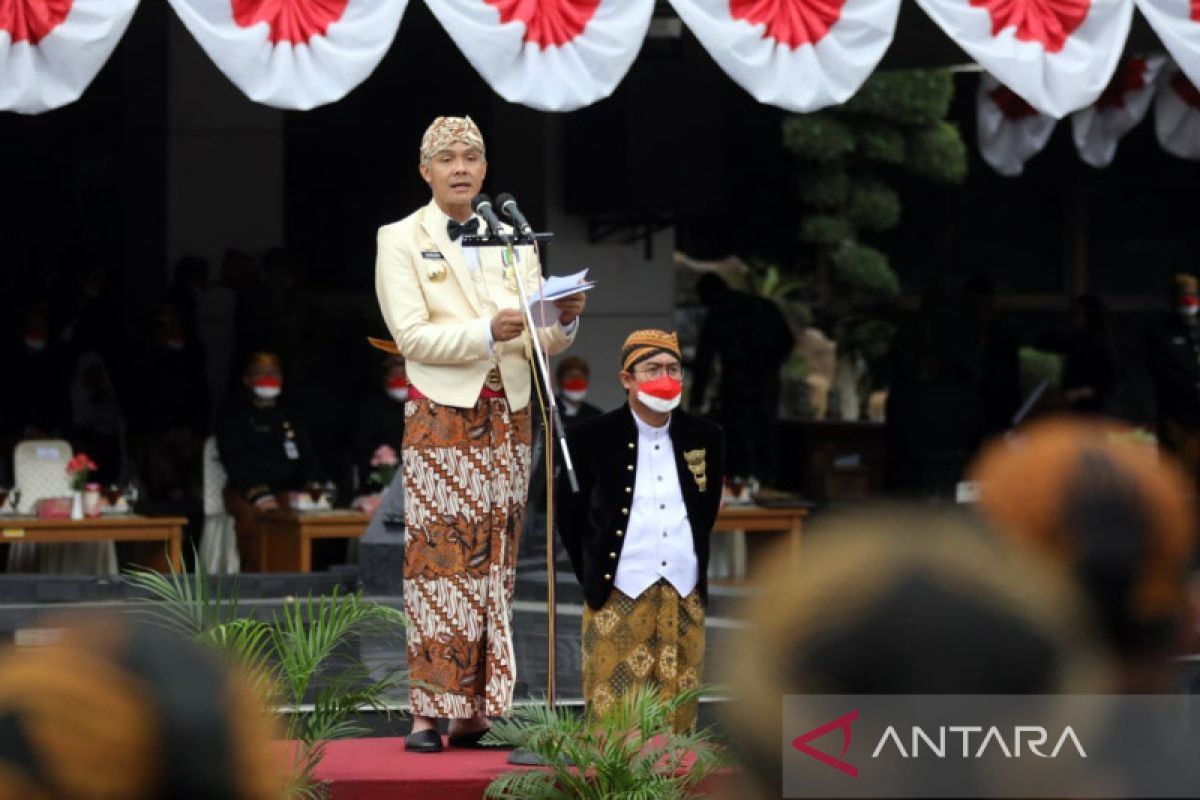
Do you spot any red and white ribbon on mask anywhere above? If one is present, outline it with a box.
[914,0,1134,118]
[977,73,1056,176]
[1071,54,1165,167]
[1155,66,1200,160]
[166,0,408,110]
[0,0,139,113]
[666,0,901,113]
[1134,0,1200,90]
[424,0,654,112]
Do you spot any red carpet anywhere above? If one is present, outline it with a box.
[311,737,735,800]
[313,737,518,800]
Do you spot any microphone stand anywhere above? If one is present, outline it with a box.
[461,230,576,730]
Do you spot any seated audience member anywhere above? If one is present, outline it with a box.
[0,305,71,447]
[721,508,1111,799]
[968,418,1197,689]
[69,350,125,486]
[0,617,281,799]
[216,351,318,571]
[352,354,407,492]
[554,356,603,426]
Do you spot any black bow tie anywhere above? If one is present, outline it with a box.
[447,217,480,241]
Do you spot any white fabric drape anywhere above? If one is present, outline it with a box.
[423,0,654,112]
[1071,54,1165,167]
[166,0,408,110]
[666,0,901,113]
[1135,0,1200,90]
[0,0,139,114]
[1155,66,1200,159]
[977,73,1057,176]
[915,0,1134,118]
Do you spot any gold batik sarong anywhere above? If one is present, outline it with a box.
[402,397,531,719]
[582,580,705,732]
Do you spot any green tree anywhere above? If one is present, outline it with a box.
[782,68,968,415]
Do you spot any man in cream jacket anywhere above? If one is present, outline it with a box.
[375,115,584,753]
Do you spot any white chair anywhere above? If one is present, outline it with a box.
[8,439,117,575]
[198,436,239,574]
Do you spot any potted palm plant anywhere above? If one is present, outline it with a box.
[125,560,407,798]
[483,686,731,799]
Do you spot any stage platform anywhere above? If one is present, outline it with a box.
[311,736,736,800]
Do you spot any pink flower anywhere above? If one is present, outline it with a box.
[66,454,98,475]
[370,445,399,467]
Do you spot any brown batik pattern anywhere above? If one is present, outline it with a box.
[581,580,705,733]
[402,397,531,718]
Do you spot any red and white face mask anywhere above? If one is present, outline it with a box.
[1179,294,1199,317]
[386,376,409,402]
[637,375,682,414]
[23,334,46,352]
[252,376,282,400]
[561,376,589,403]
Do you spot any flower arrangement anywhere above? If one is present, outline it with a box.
[368,445,399,490]
[66,454,98,492]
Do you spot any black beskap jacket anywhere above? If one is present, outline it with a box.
[556,405,725,610]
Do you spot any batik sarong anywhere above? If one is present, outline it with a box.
[582,579,705,732]
[403,397,531,718]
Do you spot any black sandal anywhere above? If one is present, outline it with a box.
[404,729,445,753]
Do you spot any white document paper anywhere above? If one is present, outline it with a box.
[527,269,596,325]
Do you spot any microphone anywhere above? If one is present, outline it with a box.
[496,193,533,237]
[471,194,511,245]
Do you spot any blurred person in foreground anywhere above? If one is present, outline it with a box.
[0,617,281,799]
[968,418,1197,690]
[721,508,1110,799]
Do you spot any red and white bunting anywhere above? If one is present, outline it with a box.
[1134,0,1200,90]
[423,0,654,112]
[1155,66,1200,159]
[666,0,901,113]
[977,74,1056,176]
[0,0,139,114]
[166,0,408,111]
[1071,54,1164,167]
[915,0,1134,118]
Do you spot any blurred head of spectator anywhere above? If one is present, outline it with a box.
[722,508,1110,798]
[381,354,407,403]
[1169,272,1199,322]
[0,617,281,799]
[242,351,284,407]
[220,250,259,293]
[555,356,590,402]
[152,304,188,353]
[16,306,50,355]
[695,272,733,308]
[969,418,1197,688]
[171,256,209,296]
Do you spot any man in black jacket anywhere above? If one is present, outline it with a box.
[557,329,724,731]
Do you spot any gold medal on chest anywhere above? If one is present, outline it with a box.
[500,247,518,293]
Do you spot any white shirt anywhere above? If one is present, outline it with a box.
[613,408,698,599]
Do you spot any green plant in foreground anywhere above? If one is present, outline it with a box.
[483,685,731,800]
[125,560,407,799]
